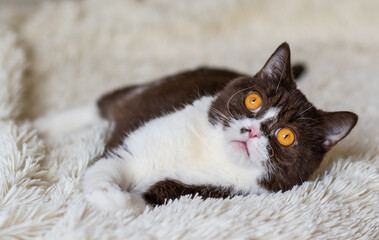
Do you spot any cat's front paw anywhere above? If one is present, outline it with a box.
[84,183,147,214]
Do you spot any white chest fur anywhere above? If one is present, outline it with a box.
[111,96,265,194]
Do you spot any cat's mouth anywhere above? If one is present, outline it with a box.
[232,140,250,157]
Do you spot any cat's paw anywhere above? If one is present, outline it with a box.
[84,183,147,214]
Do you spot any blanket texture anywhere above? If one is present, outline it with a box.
[0,0,378,239]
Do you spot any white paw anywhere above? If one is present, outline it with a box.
[84,183,147,214]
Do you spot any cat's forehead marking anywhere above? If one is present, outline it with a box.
[234,107,281,128]
[259,107,281,122]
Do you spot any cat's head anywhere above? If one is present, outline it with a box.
[209,42,358,192]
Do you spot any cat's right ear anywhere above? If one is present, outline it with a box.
[319,111,358,151]
[258,42,293,83]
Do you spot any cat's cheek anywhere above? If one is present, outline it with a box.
[245,138,270,166]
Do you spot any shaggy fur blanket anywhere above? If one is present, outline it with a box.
[0,0,378,239]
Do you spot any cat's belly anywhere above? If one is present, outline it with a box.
[111,96,265,194]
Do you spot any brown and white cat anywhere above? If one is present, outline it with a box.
[37,43,358,213]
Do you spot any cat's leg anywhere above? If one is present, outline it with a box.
[33,101,105,137]
[81,157,147,214]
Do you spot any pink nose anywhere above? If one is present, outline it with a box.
[249,127,261,138]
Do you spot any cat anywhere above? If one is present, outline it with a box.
[36,42,358,213]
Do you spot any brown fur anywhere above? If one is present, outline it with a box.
[142,179,236,206]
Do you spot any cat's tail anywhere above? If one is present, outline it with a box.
[33,101,106,137]
[292,63,306,81]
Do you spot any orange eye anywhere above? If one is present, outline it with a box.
[244,93,262,111]
[276,128,295,146]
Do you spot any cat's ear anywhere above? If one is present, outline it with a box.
[258,42,293,82]
[320,111,358,151]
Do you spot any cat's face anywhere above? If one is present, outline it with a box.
[209,43,358,192]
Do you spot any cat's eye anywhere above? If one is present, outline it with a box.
[244,93,262,111]
[275,128,295,146]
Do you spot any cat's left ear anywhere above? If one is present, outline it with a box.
[258,42,293,84]
[320,111,358,151]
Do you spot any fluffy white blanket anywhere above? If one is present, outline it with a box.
[0,0,378,239]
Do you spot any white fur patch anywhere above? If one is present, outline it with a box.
[82,96,273,212]
[223,108,280,169]
[82,158,147,214]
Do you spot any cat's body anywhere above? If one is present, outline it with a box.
[36,43,357,213]
[86,95,265,212]
[83,68,259,212]
[98,67,246,150]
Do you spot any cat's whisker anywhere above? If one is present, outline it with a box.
[210,107,229,121]
[265,155,278,173]
[267,160,276,173]
[226,87,252,118]
[226,106,234,119]
[210,108,233,127]
[210,106,221,116]
[297,106,313,117]
[287,89,298,97]
[267,143,275,158]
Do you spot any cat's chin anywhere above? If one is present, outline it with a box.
[228,141,255,168]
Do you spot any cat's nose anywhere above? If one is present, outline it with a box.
[248,127,261,138]
[240,127,262,138]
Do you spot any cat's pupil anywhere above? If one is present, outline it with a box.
[284,134,288,138]
[251,100,255,103]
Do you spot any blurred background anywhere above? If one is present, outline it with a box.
[0,0,377,124]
